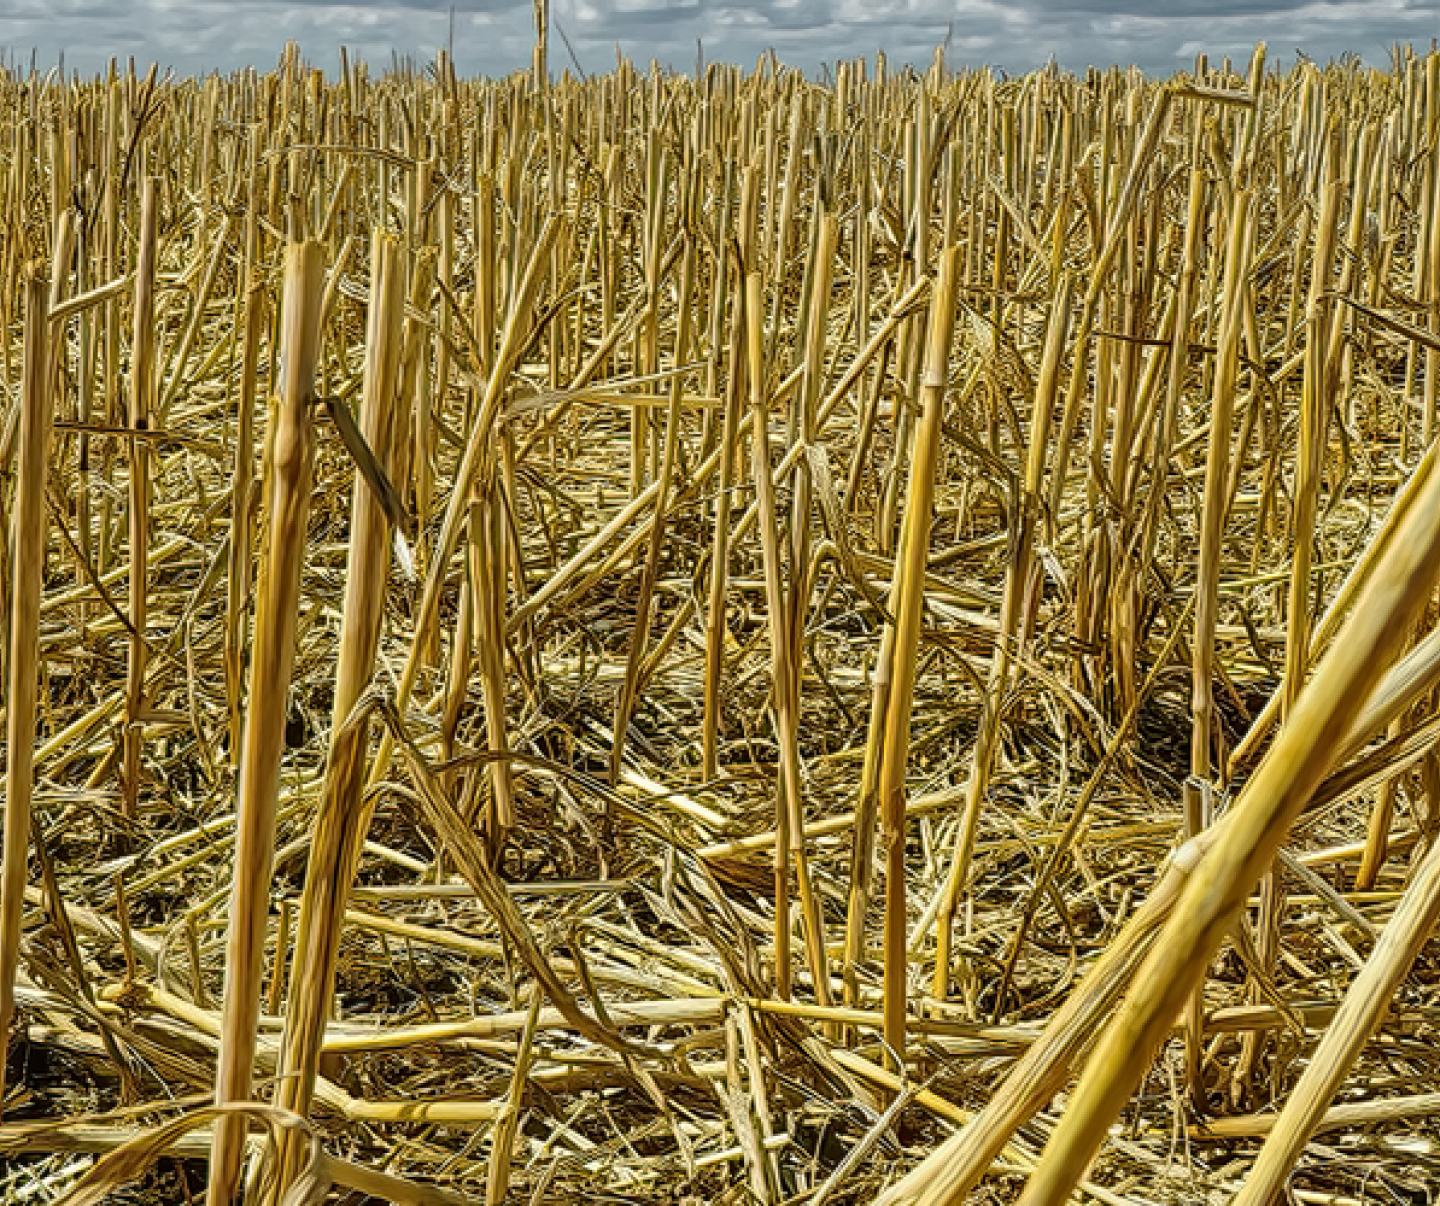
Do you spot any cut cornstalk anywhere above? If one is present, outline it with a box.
[209,240,326,1204]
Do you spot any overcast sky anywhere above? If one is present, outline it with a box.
[1,0,1437,80]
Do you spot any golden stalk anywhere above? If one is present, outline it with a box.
[874,244,961,1060]
[0,270,52,1114]
[121,178,157,821]
[209,240,326,1203]
[1015,339,1440,1206]
[745,268,830,1005]
[271,231,407,1196]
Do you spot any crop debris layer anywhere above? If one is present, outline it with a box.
[4,34,1440,1205]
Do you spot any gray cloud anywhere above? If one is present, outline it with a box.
[0,0,1436,77]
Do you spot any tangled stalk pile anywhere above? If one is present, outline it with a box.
[4,36,1440,1204]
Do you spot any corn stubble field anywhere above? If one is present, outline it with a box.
[7,31,1440,1205]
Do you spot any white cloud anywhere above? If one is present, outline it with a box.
[1,0,1437,76]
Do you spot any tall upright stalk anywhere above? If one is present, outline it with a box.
[0,270,52,1114]
[272,232,406,1196]
[1191,190,1256,786]
[746,268,830,1004]
[209,241,326,1203]
[225,195,264,770]
[121,179,157,821]
[701,167,758,780]
[875,244,961,1062]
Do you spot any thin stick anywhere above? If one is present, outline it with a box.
[746,268,829,1005]
[121,178,157,820]
[0,269,52,1114]
[225,254,265,769]
[877,244,961,1061]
